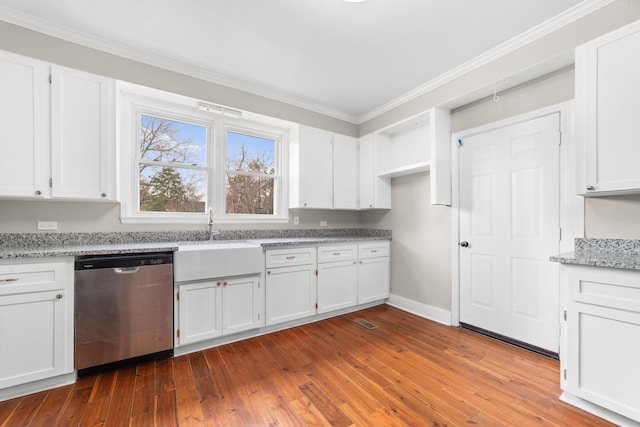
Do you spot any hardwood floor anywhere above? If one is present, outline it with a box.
[0,305,614,426]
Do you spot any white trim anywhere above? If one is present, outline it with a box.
[386,294,452,326]
[560,392,640,427]
[450,101,583,326]
[0,1,615,124]
[357,0,613,123]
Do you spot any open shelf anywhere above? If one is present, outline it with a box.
[377,161,431,178]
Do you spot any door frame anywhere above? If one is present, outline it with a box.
[450,101,583,326]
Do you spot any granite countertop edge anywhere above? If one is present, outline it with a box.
[550,238,640,271]
[0,235,391,260]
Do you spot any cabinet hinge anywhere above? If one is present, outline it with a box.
[49,74,52,84]
[563,369,567,380]
[315,303,318,310]
[176,291,179,301]
[176,329,180,338]
[563,310,567,321]
[49,178,53,188]
[315,269,318,276]
[258,313,260,320]
[258,281,261,289]
[559,227,562,241]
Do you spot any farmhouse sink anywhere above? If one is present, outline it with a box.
[173,241,263,282]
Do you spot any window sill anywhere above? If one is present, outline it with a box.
[120,214,290,225]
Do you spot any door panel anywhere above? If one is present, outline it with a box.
[459,113,560,352]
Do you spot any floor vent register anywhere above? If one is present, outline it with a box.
[354,318,377,329]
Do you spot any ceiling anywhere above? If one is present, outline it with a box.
[0,0,592,123]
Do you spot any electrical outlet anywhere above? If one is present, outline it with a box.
[320,221,328,227]
[293,216,300,225]
[37,221,58,231]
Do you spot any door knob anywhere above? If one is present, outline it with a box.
[459,241,469,248]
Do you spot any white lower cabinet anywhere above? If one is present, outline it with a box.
[175,275,261,347]
[265,263,317,326]
[317,245,358,314]
[357,242,390,304]
[563,265,640,423]
[0,259,73,390]
[264,242,391,326]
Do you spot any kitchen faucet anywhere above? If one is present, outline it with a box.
[208,207,220,240]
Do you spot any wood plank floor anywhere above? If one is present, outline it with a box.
[0,305,614,426]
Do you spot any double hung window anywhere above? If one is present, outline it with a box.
[119,83,290,224]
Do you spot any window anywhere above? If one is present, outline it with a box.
[118,82,291,224]
[139,114,208,213]
[225,129,278,216]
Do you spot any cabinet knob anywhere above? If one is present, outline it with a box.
[369,204,373,208]
[101,193,107,198]
[459,241,469,248]
[35,190,42,196]
[55,293,63,299]
[223,281,228,286]
[304,202,308,207]
[586,185,595,191]
[217,281,222,286]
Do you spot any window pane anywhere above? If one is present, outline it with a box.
[140,165,207,212]
[226,131,275,174]
[140,115,207,166]
[226,173,274,214]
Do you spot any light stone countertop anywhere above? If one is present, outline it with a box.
[0,230,391,260]
[550,238,640,271]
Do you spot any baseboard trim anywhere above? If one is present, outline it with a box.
[386,294,452,326]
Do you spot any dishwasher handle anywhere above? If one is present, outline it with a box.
[113,267,140,274]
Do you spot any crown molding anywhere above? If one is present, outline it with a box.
[0,0,615,125]
[354,0,616,124]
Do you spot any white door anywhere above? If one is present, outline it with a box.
[459,113,560,352]
[176,281,222,346]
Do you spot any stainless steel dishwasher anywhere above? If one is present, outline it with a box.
[74,252,174,372]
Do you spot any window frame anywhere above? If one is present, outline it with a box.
[118,82,290,224]
[218,121,284,220]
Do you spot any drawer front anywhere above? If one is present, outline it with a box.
[317,245,357,263]
[266,247,317,268]
[0,262,66,296]
[358,241,390,259]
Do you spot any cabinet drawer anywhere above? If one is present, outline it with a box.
[317,245,356,263]
[0,262,67,296]
[266,247,317,268]
[358,241,390,259]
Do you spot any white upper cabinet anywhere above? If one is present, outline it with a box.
[0,51,49,198]
[576,20,640,196]
[361,107,451,206]
[358,134,391,209]
[332,133,358,210]
[290,126,358,209]
[51,65,115,200]
[0,50,115,201]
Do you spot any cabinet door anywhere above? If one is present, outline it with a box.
[333,134,358,209]
[176,281,222,346]
[578,20,640,195]
[317,260,357,313]
[358,134,391,209]
[51,65,115,200]
[566,301,640,422]
[0,51,49,198]
[0,290,68,388]
[296,126,333,208]
[222,275,261,335]
[265,264,317,325]
[357,257,390,304]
